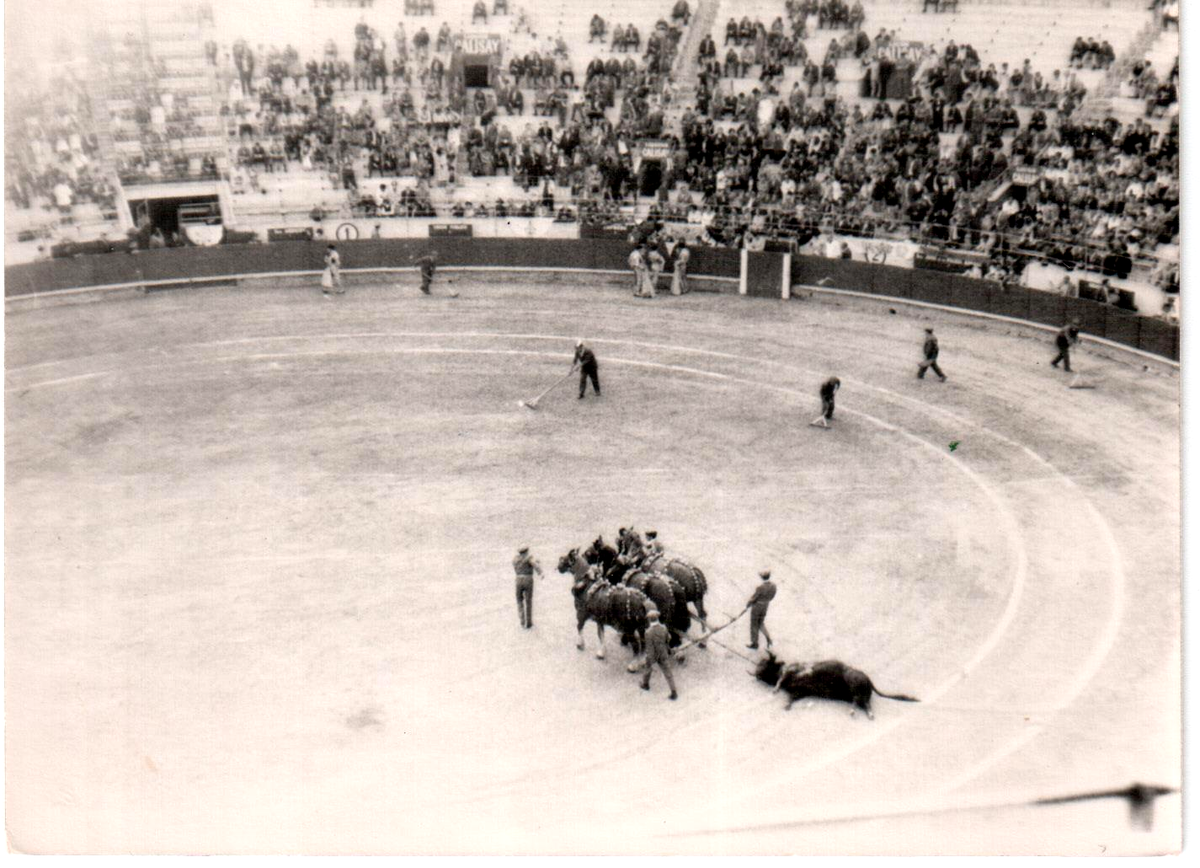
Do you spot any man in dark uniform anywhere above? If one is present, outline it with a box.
[744,569,777,650]
[1051,319,1081,372]
[811,377,841,427]
[917,327,948,381]
[411,250,439,294]
[512,545,542,629]
[640,610,678,699]
[572,339,601,399]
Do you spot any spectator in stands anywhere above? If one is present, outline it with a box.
[590,15,607,43]
[233,40,256,94]
[626,25,642,53]
[50,178,73,213]
[1160,1,1179,30]
[10,0,1171,308]
[1098,278,1118,305]
[1071,37,1114,70]
[672,1,690,26]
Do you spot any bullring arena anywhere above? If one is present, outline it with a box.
[3,0,1182,856]
[3,260,1180,854]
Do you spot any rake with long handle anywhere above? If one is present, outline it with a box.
[518,369,575,410]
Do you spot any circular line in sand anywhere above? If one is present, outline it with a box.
[9,327,1125,802]
[11,341,1032,787]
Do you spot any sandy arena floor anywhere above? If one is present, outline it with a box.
[3,276,1181,854]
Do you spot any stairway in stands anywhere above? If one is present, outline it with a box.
[1076,15,1175,129]
[665,0,721,135]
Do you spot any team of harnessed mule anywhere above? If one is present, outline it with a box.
[555,527,921,718]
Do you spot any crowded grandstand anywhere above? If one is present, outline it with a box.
[5,0,1180,315]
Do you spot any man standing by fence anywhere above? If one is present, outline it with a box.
[322,245,344,296]
[629,245,647,296]
[645,246,664,298]
[671,242,690,295]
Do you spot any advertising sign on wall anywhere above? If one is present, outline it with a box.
[454,33,503,55]
[430,224,474,237]
[639,140,671,160]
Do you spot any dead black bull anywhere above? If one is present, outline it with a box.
[753,653,919,719]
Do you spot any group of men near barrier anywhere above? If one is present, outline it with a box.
[312,245,1089,381]
[628,242,691,298]
[319,243,442,297]
[315,246,1084,397]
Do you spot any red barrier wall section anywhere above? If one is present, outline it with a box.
[3,243,1178,362]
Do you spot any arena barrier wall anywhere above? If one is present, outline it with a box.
[2,240,743,295]
[789,255,1178,363]
[3,241,1178,362]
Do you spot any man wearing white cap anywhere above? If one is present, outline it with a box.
[744,569,777,650]
[512,545,542,629]
[640,610,678,700]
[571,339,601,399]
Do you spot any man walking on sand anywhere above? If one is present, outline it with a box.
[811,377,840,428]
[917,327,947,381]
[640,610,678,699]
[411,250,439,295]
[745,569,776,650]
[1051,319,1081,372]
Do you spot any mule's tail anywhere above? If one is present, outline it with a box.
[873,688,920,703]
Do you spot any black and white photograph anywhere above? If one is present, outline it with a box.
[2,0,1185,855]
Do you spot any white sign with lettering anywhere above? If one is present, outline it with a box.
[455,33,503,55]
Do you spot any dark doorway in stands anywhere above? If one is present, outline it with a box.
[463,53,490,87]
[639,159,663,197]
[128,195,220,239]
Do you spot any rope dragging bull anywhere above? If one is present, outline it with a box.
[549,529,921,717]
